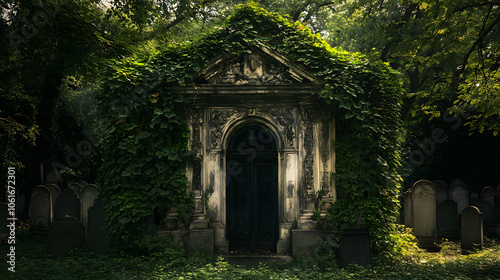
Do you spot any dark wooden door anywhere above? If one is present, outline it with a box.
[226,124,278,253]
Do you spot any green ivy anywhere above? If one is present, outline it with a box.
[98,2,404,258]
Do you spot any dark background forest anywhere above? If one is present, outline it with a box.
[1,0,499,207]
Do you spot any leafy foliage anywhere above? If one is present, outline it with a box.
[99,3,404,258]
[3,227,500,280]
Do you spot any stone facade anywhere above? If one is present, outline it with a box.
[173,47,336,255]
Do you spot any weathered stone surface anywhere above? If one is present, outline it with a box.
[450,179,469,215]
[29,185,52,229]
[461,206,483,251]
[433,180,448,204]
[412,180,438,249]
[44,183,61,221]
[80,184,99,231]
[190,229,214,256]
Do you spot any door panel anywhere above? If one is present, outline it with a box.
[226,124,278,253]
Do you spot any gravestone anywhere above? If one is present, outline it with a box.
[86,197,110,253]
[339,230,371,268]
[412,180,439,251]
[44,183,61,221]
[471,200,493,225]
[433,180,448,204]
[461,206,483,251]
[480,186,496,206]
[0,203,9,240]
[69,183,83,198]
[449,179,469,217]
[80,185,100,238]
[77,180,88,188]
[403,190,412,228]
[29,185,52,229]
[55,188,81,221]
[438,199,458,234]
[47,216,83,257]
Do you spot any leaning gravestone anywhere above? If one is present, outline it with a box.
[438,199,458,234]
[480,186,496,206]
[29,185,52,230]
[47,216,83,257]
[449,179,469,217]
[461,206,483,251]
[80,185,99,235]
[55,188,81,221]
[69,183,83,199]
[77,180,88,188]
[412,180,439,251]
[44,183,61,222]
[433,180,448,204]
[86,197,110,253]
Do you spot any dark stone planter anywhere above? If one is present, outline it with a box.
[339,230,371,268]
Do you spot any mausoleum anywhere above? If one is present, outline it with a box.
[99,4,403,257]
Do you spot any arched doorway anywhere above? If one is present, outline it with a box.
[226,123,279,253]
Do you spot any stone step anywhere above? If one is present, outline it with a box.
[226,255,293,265]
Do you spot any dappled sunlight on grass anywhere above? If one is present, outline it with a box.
[1,228,499,279]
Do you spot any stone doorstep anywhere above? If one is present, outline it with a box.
[226,254,293,265]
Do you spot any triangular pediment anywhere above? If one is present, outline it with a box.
[197,46,321,85]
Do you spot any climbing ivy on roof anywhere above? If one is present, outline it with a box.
[98,2,404,258]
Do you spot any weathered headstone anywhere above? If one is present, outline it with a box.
[44,183,61,222]
[0,203,9,240]
[480,186,496,206]
[47,216,83,257]
[86,197,110,253]
[438,199,458,233]
[412,180,439,251]
[449,179,469,217]
[461,206,483,251]
[29,185,52,229]
[69,183,83,199]
[403,190,412,228]
[55,188,81,221]
[471,200,493,225]
[77,180,88,188]
[80,185,99,236]
[433,180,448,204]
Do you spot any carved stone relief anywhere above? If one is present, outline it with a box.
[303,120,314,197]
[210,54,295,85]
[269,107,295,147]
[209,109,237,148]
[320,119,330,196]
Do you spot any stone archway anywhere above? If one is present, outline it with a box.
[225,123,279,253]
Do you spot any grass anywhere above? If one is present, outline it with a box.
[1,228,500,279]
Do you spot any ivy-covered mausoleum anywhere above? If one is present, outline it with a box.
[100,4,403,257]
